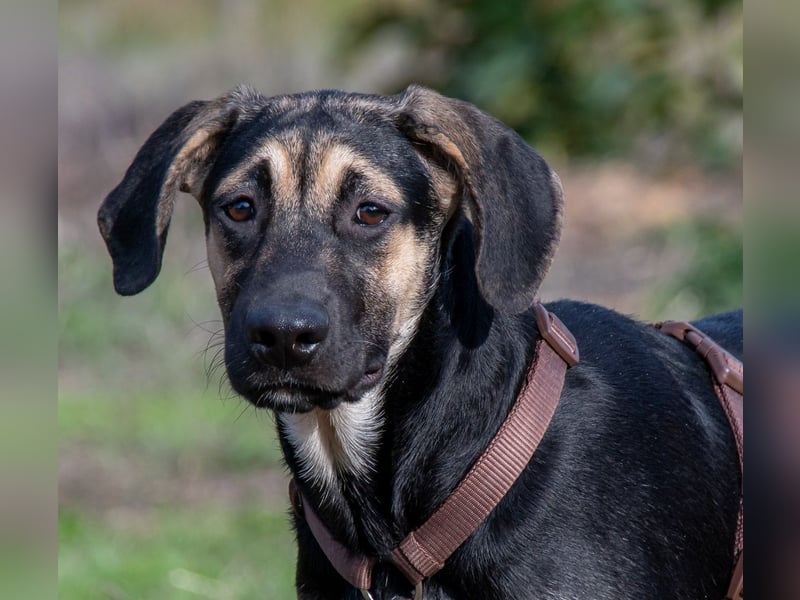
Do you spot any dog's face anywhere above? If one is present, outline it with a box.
[202,100,453,412]
[98,86,565,414]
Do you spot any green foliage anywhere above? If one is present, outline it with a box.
[649,219,742,319]
[750,213,800,313]
[345,0,742,168]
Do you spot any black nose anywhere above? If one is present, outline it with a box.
[245,302,330,368]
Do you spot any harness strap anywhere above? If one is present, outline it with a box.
[290,303,578,597]
[289,478,375,590]
[390,304,578,585]
[655,320,743,599]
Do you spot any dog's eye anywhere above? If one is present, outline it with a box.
[224,198,255,222]
[354,203,389,226]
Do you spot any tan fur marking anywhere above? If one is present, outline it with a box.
[205,224,244,318]
[274,130,304,215]
[425,161,459,216]
[307,143,358,216]
[307,142,405,218]
[205,226,227,291]
[159,128,217,235]
[213,138,300,213]
[382,226,434,367]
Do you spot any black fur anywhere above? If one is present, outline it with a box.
[98,86,742,599]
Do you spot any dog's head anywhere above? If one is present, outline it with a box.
[98,85,564,413]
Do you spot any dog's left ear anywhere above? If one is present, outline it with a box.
[392,86,564,314]
[98,86,264,296]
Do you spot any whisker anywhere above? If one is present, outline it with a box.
[184,259,209,275]
[188,315,224,336]
[233,400,252,423]
[218,376,236,401]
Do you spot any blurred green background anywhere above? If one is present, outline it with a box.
[58,0,741,597]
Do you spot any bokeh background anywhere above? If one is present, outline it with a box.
[58,1,742,597]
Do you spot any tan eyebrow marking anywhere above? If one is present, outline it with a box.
[307,142,404,218]
[214,135,408,224]
[213,138,299,204]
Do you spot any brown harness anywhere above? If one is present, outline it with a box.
[656,320,744,600]
[289,307,743,600]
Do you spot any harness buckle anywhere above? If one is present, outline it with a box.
[534,303,580,367]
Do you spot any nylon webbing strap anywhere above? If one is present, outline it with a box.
[289,478,376,590]
[655,320,743,600]
[390,306,578,584]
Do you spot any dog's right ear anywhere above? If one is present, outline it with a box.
[97,87,263,296]
[391,86,564,314]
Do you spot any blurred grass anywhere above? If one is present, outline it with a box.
[59,389,283,472]
[58,236,218,383]
[59,507,295,600]
[59,225,294,596]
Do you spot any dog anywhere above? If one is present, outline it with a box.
[98,85,742,599]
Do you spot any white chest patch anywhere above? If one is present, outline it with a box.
[279,295,429,494]
[279,389,384,493]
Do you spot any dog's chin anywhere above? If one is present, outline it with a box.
[237,366,384,414]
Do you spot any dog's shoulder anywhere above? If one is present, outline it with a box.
[545,298,742,368]
[543,298,676,368]
[541,299,739,440]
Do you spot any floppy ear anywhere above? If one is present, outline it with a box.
[97,87,263,296]
[392,86,564,314]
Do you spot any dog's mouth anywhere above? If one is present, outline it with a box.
[251,384,344,413]
[242,364,385,414]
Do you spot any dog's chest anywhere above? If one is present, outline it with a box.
[280,389,384,488]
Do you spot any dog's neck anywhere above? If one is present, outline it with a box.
[277,269,538,556]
